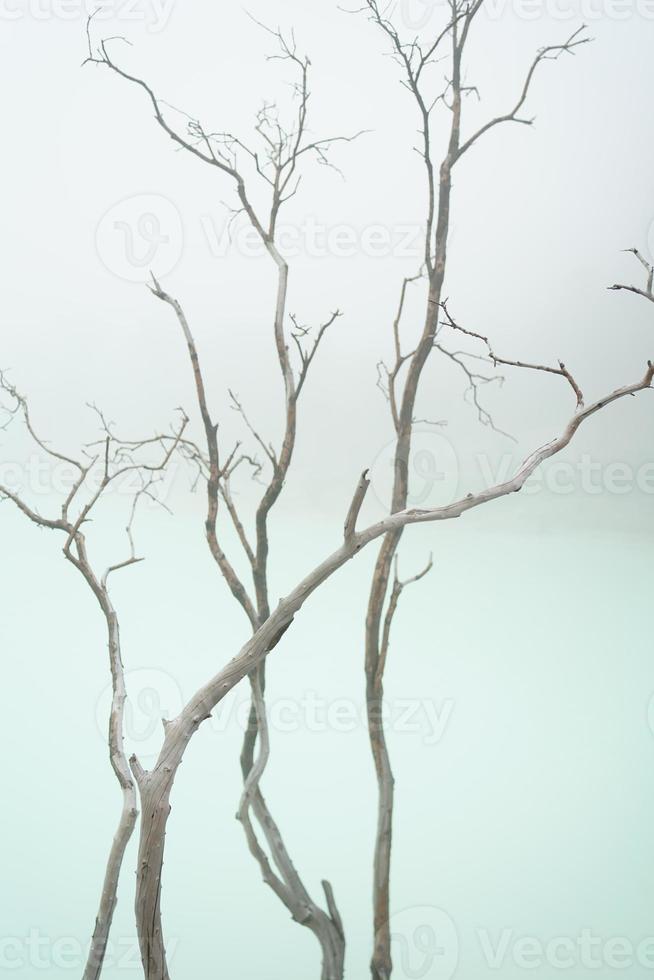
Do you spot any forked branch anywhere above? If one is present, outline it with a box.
[440,302,586,409]
[377,554,434,683]
[454,26,591,162]
[610,248,654,305]
[0,374,181,980]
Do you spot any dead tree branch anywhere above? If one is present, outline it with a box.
[128,354,652,980]
[344,470,372,542]
[440,301,586,409]
[11,13,636,980]
[0,374,181,980]
[609,247,654,305]
[352,6,592,976]
[377,555,434,684]
[454,26,591,161]
[92,18,354,973]
[149,275,259,630]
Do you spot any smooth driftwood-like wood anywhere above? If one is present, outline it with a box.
[2,338,651,980]
[126,359,653,979]
[357,6,590,975]
[82,607,138,980]
[137,25,350,975]
[150,263,346,977]
[0,374,185,980]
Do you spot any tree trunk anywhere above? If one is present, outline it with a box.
[133,764,176,980]
[82,608,139,980]
[83,792,138,980]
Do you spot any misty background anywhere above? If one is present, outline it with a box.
[1,0,653,977]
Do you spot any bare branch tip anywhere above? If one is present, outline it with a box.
[344,469,371,542]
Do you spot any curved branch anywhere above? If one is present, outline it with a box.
[377,554,434,683]
[440,302,586,408]
[0,382,183,980]
[454,26,591,162]
[610,248,654,305]
[149,277,258,629]
[183,359,654,724]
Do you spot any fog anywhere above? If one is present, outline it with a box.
[1,2,653,978]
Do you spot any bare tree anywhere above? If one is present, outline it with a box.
[84,16,358,979]
[351,5,594,976]
[0,375,185,979]
[2,311,651,980]
[1,10,652,980]
[120,348,651,980]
